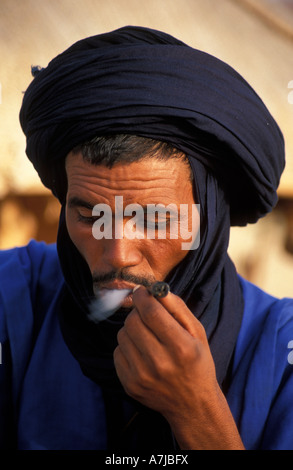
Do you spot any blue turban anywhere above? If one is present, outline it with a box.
[20,26,285,226]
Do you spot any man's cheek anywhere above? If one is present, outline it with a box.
[146,239,188,279]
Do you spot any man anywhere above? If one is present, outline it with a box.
[0,26,292,450]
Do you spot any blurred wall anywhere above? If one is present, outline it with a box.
[1,0,293,298]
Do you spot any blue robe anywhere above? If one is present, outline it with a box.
[1,240,293,450]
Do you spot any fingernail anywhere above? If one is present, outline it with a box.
[132,285,142,293]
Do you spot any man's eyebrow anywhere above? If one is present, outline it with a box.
[67,197,176,217]
[67,196,94,210]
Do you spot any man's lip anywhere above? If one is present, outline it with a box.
[94,281,136,292]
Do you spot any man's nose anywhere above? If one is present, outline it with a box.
[101,237,142,271]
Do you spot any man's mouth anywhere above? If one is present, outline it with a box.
[89,282,137,323]
[90,271,157,323]
[93,281,137,310]
[94,280,136,294]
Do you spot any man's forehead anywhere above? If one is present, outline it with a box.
[65,150,194,206]
[65,150,188,183]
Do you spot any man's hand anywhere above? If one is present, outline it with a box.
[113,286,245,450]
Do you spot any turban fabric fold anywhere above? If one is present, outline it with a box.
[20,26,285,226]
[19,26,285,450]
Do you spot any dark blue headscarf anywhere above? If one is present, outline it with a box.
[19,26,285,449]
[20,26,284,225]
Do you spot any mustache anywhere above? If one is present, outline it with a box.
[92,270,156,289]
[89,270,156,324]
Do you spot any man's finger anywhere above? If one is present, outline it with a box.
[156,290,206,340]
[132,285,204,344]
[122,308,164,358]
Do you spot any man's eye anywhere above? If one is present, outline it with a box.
[77,213,100,224]
[145,217,171,230]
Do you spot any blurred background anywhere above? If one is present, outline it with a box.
[0,0,293,298]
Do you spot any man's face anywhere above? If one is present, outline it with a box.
[65,151,199,308]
